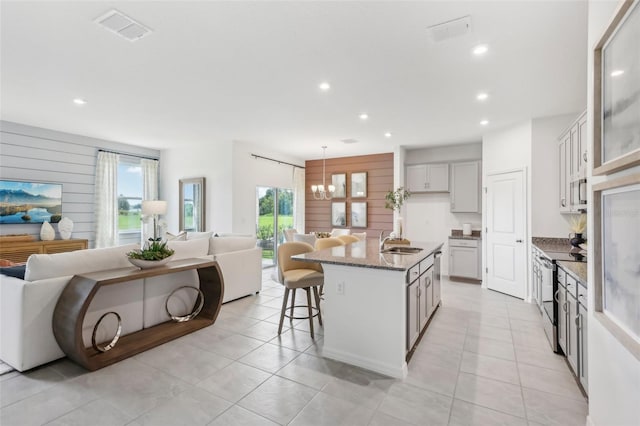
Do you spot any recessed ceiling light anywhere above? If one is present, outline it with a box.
[384,132,392,138]
[359,113,369,120]
[476,92,489,101]
[473,44,489,56]
[610,69,624,77]
[480,119,489,126]
[319,82,331,91]
[73,98,87,105]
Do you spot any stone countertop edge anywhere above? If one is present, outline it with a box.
[293,239,444,272]
[557,261,588,286]
[449,235,482,240]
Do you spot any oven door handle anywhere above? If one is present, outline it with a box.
[554,289,560,303]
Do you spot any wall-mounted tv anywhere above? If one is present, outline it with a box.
[0,180,63,224]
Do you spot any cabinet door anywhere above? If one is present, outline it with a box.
[570,124,579,181]
[578,303,588,392]
[427,163,449,192]
[567,294,578,374]
[558,283,567,354]
[433,267,441,307]
[406,165,427,193]
[407,281,420,350]
[559,137,570,212]
[450,161,480,212]
[422,270,433,328]
[449,246,478,279]
[577,113,587,179]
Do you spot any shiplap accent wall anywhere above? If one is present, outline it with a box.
[0,121,160,247]
[305,153,394,238]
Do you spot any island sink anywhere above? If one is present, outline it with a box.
[381,246,423,254]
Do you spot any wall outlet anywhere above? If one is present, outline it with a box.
[336,281,345,295]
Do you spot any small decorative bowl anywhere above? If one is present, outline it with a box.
[127,255,174,269]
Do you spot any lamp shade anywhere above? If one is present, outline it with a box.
[142,200,167,215]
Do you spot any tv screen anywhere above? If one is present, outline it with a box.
[0,180,63,224]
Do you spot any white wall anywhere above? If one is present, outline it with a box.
[404,142,482,276]
[231,141,305,236]
[586,1,640,424]
[160,142,234,234]
[531,114,579,237]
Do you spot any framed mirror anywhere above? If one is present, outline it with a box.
[179,177,206,232]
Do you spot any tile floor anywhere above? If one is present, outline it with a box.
[0,269,588,426]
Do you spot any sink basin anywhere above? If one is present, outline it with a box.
[380,246,423,255]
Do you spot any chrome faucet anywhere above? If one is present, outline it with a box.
[379,230,392,251]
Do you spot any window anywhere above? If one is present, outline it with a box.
[117,157,143,233]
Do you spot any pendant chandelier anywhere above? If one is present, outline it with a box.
[311,146,335,200]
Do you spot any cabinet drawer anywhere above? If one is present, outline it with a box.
[449,239,478,248]
[407,264,420,283]
[566,275,578,298]
[419,255,433,274]
[557,267,566,287]
[578,284,587,308]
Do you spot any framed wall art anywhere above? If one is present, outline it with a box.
[351,172,367,198]
[593,0,640,175]
[331,202,346,227]
[351,202,367,228]
[593,172,640,361]
[331,173,346,198]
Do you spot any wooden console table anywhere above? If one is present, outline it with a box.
[0,238,88,263]
[52,258,224,371]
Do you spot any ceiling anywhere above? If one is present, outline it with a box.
[0,1,588,161]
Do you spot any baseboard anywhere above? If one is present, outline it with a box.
[322,345,407,379]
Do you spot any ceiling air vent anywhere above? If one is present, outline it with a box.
[95,9,152,42]
[341,139,358,145]
[427,15,472,42]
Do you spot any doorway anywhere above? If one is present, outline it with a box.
[485,169,527,299]
[256,187,294,268]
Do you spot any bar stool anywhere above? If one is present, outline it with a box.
[337,235,360,244]
[277,242,323,338]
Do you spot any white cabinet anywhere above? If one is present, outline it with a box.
[558,110,587,213]
[566,280,579,374]
[578,301,588,392]
[407,279,419,350]
[405,163,449,193]
[406,254,438,352]
[449,238,480,280]
[450,161,481,213]
[557,268,567,354]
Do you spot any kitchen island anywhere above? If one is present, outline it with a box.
[293,239,443,378]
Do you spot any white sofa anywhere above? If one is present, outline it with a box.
[0,235,261,372]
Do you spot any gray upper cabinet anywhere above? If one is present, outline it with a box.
[450,161,481,213]
[406,163,449,193]
[558,110,587,213]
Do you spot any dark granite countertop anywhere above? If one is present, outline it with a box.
[558,261,587,286]
[293,239,444,272]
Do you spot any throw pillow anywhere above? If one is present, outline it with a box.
[165,231,187,241]
[186,231,213,240]
[0,264,27,280]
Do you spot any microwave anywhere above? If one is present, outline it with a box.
[570,178,587,208]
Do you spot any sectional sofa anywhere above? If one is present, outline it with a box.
[0,234,261,372]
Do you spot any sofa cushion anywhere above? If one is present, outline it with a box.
[0,264,26,279]
[209,236,256,255]
[25,244,139,282]
[165,231,187,241]
[166,238,210,260]
[187,231,213,240]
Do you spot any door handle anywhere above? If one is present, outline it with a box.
[554,290,560,303]
[516,239,523,243]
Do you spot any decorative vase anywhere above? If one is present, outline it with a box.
[58,217,74,240]
[569,233,585,248]
[394,217,404,240]
[127,255,174,269]
[40,221,55,241]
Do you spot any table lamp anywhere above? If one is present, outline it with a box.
[142,200,167,240]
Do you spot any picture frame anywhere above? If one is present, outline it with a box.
[592,172,640,361]
[593,0,640,176]
[351,172,367,198]
[331,173,347,198]
[351,202,367,228]
[331,202,347,227]
[0,179,62,224]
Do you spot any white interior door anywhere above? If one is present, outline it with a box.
[485,169,526,299]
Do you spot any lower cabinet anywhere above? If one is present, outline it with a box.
[406,255,438,352]
[449,238,481,280]
[566,287,579,374]
[557,279,567,355]
[578,303,588,390]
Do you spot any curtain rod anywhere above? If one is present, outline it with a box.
[98,149,159,162]
[251,153,305,169]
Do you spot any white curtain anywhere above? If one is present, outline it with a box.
[293,166,305,232]
[141,159,159,243]
[95,151,119,248]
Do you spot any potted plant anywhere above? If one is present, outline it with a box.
[385,187,411,239]
[127,238,175,269]
[568,214,587,248]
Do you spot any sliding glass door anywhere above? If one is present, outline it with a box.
[256,187,294,268]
